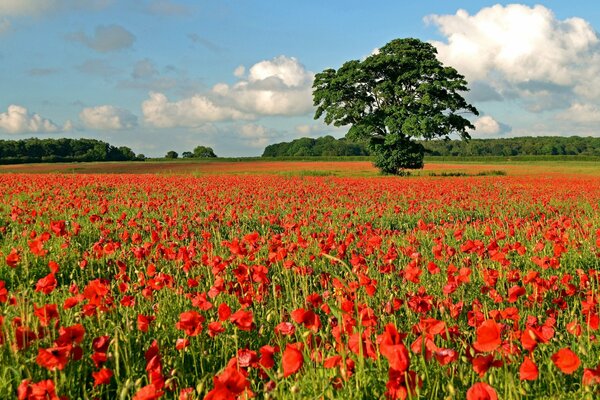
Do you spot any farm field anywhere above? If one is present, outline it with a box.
[0,164,599,399]
[0,158,598,177]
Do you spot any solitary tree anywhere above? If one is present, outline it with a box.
[313,38,478,174]
[165,150,178,159]
[193,145,217,158]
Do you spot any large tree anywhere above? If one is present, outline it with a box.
[313,38,479,174]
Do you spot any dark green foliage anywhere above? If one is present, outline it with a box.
[312,38,478,174]
[0,137,139,164]
[165,150,178,159]
[423,136,600,157]
[262,135,369,157]
[193,146,217,158]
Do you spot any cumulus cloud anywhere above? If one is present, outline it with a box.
[142,92,253,128]
[556,103,600,124]
[427,4,600,109]
[67,24,135,52]
[213,55,314,116]
[238,124,276,148]
[141,55,314,129]
[469,115,511,138]
[80,105,138,130]
[0,105,62,134]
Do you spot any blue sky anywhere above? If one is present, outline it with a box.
[1,1,600,157]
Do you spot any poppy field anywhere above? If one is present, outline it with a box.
[0,172,600,399]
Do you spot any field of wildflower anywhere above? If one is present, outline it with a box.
[1,171,599,399]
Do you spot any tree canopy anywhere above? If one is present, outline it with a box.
[0,137,141,164]
[313,38,478,174]
[262,135,369,157]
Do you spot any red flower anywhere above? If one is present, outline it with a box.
[137,314,155,332]
[0,280,7,303]
[6,248,20,268]
[583,364,600,386]
[176,311,204,336]
[56,324,86,346]
[275,322,296,336]
[519,357,538,381]
[552,348,580,374]
[379,324,410,372]
[92,367,113,387]
[35,273,57,295]
[36,345,72,371]
[176,338,190,350]
[217,303,231,321]
[133,384,164,400]
[282,343,304,377]
[205,362,251,400]
[466,382,498,400]
[18,379,60,400]
[207,321,225,337]
[33,303,59,327]
[473,320,501,353]
[230,309,254,331]
[291,308,321,332]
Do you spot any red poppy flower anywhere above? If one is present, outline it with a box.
[217,303,231,321]
[6,249,20,268]
[92,368,113,387]
[137,314,155,332]
[275,322,296,336]
[176,338,190,350]
[519,357,538,381]
[132,384,164,400]
[229,309,254,331]
[35,273,57,295]
[552,348,580,374]
[33,303,59,327]
[205,362,251,400]
[466,382,498,400]
[473,320,501,353]
[291,308,321,332]
[583,364,600,386]
[36,345,72,371]
[18,379,60,400]
[176,311,204,336]
[282,343,304,377]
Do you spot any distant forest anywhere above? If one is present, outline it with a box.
[0,138,142,164]
[262,135,600,157]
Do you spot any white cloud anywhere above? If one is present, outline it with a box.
[67,24,135,53]
[239,124,274,148]
[80,105,138,130]
[556,103,600,124]
[427,4,600,110]
[233,65,245,78]
[213,56,314,116]
[0,105,61,134]
[140,55,314,129]
[142,92,253,128]
[469,115,511,138]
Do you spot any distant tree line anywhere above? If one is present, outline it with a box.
[165,146,217,159]
[262,136,600,157]
[0,138,143,164]
[423,136,600,156]
[262,136,370,157]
